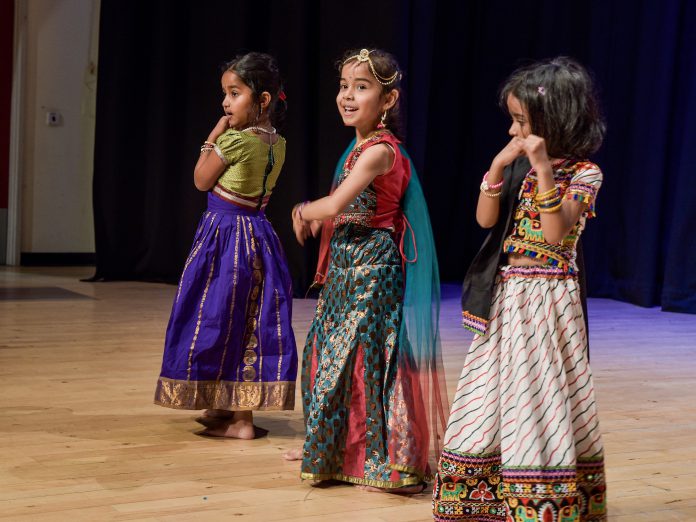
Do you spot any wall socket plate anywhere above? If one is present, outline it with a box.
[46,111,62,126]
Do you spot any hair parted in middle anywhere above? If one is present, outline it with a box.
[499,56,606,159]
[338,48,404,138]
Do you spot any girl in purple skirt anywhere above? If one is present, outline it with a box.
[154,52,297,439]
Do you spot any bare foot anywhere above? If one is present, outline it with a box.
[197,419,255,440]
[195,409,234,426]
[282,447,304,461]
[195,411,266,440]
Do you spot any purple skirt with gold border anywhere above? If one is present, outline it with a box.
[154,193,297,411]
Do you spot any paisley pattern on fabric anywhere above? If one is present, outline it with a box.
[301,132,429,488]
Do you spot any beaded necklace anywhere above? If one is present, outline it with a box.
[243,125,277,135]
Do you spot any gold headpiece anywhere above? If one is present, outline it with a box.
[343,49,400,86]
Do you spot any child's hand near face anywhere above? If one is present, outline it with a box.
[519,134,550,171]
[492,137,525,170]
[210,115,233,141]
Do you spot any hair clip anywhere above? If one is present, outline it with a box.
[278,91,287,101]
[537,86,546,96]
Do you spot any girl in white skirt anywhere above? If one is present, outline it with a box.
[433,57,607,522]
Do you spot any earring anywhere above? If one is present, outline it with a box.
[377,111,387,129]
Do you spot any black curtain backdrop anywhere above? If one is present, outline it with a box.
[92,0,696,314]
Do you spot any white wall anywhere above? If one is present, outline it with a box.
[20,0,99,253]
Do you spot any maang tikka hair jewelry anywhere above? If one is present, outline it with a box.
[343,49,400,86]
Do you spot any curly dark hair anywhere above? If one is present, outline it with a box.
[499,56,606,158]
[223,52,286,127]
[337,48,403,138]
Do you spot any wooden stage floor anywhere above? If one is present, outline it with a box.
[1,267,695,521]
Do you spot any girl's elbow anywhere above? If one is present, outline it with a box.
[476,215,497,229]
[193,176,213,192]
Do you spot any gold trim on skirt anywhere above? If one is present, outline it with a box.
[154,377,295,411]
[300,471,424,489]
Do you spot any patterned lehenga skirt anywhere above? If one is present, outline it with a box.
[433,266,606,521]
[300,223,429,488]
[154,194,297,411]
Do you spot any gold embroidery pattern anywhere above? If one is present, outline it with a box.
[237,217,252,382]
[217,215,242,380]
[186,229,218,380]
[177,212,217,302]
[154,378,295,410]
[301,225,426,487]
[275,288,283,381]
[241,233,264,382]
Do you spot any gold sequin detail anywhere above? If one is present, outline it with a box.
[242,366,257,381]
[243,349,258,366]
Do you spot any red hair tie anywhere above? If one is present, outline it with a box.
[278,91,287,101]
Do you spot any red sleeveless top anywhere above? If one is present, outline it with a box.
[314,130,411,285]
[332,130,411,234]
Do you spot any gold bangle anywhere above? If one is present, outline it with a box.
[537,201,563,213]
[535,186,559,201]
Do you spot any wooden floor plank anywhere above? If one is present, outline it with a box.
[1,266,695,521]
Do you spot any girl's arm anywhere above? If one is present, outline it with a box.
[299,144,394,222]
[522,135,586,244]
[193,116,231,191]
[476,138,524,228]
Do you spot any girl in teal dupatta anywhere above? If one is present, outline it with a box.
[290,48,447,493]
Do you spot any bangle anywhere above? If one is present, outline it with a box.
[299,200,309,220]
[537,200,563,213]
[537,193,562,207]
[535,186,559,202]
[294,200,310,221]
[481,171,504,192]
[204,141,216,147]
[480,182,502,198]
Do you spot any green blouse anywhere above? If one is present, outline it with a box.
[214,129,286,198]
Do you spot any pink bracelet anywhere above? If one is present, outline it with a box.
[297,200,309,221]
[482,171,504,191]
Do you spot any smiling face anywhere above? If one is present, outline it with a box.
[506,93,532,139]
[336,61,389,134]
[220,70,256,130]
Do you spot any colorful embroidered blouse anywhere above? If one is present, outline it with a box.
[333,130,411,232]
[502,160,602,272]
[212,129,286,209]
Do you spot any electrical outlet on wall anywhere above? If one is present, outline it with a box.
[46,111,63,126]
